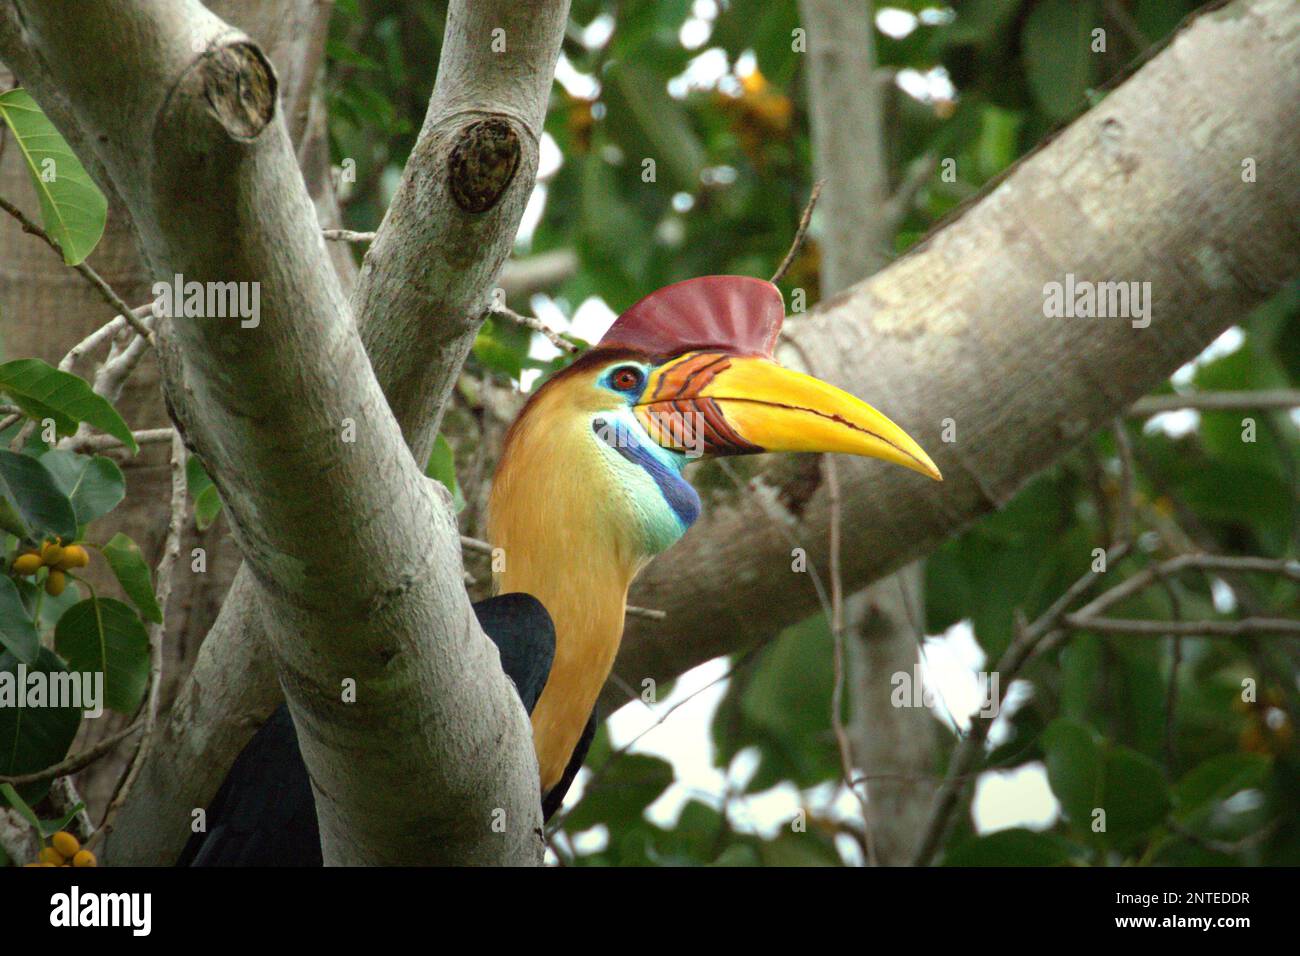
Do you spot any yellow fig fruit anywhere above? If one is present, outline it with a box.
[72,849,97,867]
[38,846,64,866]
[57,544,90,570]
[40,541,65,566]
[45,569,66,597]
[12,553,43,576]
[51,831,80,857]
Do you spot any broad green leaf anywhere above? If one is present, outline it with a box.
[1100,746,1171,846]
[38,449,125,526]
[0,576,39,664]
[1175,753,1272,820]
[0,89,107,265]
[943,828,1085,866]
[0,360,136,452]
[0,648,83,804]
[54,597,149,714]
[1042,718,1103,827]
[1043,718,1171,849]
[425,433,466,513]
[101,532,163,624]
[0,449,78,542]
[564,752,674,832]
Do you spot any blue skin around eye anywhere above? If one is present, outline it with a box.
[592,417,701,529]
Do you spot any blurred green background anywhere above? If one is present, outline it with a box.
[328,0,1297,866]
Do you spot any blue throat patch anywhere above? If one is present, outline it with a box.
[592,417,701,530]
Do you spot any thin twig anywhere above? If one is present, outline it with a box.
[1066,616,1300,637]
[882,153,937,229]
[57,305,152,373]
[321,228,377,243]
[0,194,153,342]
[1070,554,1300,621]
[770,179,825,285]
[88,314,154,406]
[913,549,1300,863]
[491,303,579,355]
[825,455,877,866]
[1130,390,1300,415]
[63,427,175,454]
[547,647,763,835]
[0,720,144,787]
[911,541,1132,865]
[86,433,187,851]
[1157,569,1183,774]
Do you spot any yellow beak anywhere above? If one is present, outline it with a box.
[635,351,942,481]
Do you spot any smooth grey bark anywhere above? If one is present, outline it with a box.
[0,0,568,865]
[0,0,340,817]
[606,0,1299,707]
[799,0,939,865]
[94,0,571,866]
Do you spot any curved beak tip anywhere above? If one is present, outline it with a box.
[640,352,948,483]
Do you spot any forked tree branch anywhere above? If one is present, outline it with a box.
[0,0,569,865]
[607,0,1300,710]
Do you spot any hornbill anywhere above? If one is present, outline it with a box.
[181,275,940,865]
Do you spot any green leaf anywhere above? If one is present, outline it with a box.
[0,449,78,542]
[1022,0,1101,121]
[101,533,162,624]
[1175,753,1272,821]
[425,433,466,513]
[54,597,149,714]
[186,456,223,530]
[38,449,125,526]
[1042,718,1171,849]
[1,782,41,832]
[1042,718,1103,827]
[0,576,40,664]
[943,828,1085,866]
[0,360,136,452]
[1100,746,1171,845]
[194,486,223,530]
[564,752,674,832]
[0,648,83,804]
[0,89,107,265]
[38,800,86,838]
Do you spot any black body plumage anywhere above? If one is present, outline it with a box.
[179,592,591,866]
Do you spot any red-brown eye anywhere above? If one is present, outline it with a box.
[610,366,644,392]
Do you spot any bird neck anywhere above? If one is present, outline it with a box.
[488,390,695,792]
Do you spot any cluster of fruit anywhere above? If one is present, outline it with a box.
[11,538,89,596]
[26,831,97,868]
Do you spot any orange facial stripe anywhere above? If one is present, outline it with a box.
[639,352,763,455]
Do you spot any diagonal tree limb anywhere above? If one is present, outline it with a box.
[4,0,562,865]
[88,0,572,866]
[606,0,1300,710]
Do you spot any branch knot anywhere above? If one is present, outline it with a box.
[448,118,521,214]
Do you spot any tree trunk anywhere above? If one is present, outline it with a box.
[799,0,936,864]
